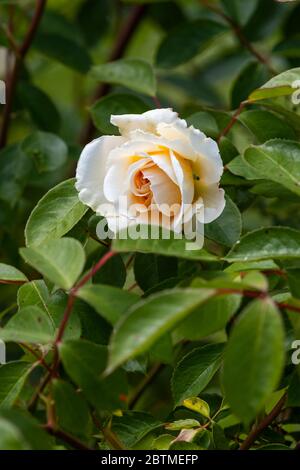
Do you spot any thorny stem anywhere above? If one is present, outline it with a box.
[240,393,287,450]
[0,0,47,148]
[200,0,277,76]
[79,4,147,146]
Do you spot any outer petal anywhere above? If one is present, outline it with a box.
[75,135,125,212]
[189,126,223,185]
[201,184,226,223]
[111,108,178,136]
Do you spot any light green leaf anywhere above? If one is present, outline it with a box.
[77,284,139,325]
[243,140,300,196]
[90,94,148,135]
[107,288,215,373]
[20,238,85,290]
[226,227,300,262]
[0,306,55,344]
[0,362,32,408]
[113,226,218,262]
[0,264,27,283]
[223,298,285,424]
[59,340,128,412]
[21,131,67,173]
[91,59,156,96]
[172,343,224,406]
[25,179,88,247]
[249,67,300,101]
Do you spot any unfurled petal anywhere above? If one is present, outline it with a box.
[76,135,125,212]
[111,108,178,136]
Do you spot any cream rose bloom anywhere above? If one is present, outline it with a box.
[76,108,225,241]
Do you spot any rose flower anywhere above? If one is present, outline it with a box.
[76,109,225,243]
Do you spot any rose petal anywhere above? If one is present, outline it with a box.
[76,135,125,212]
[142,165,181,216]
[111,108,178,136]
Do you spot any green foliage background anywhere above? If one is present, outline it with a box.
[0,0,300,451]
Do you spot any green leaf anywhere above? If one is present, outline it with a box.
[0,362,32,408]
[76,0,111,47]
[182,397,210,418]
[165,419,200,431]
[0,264,27,283]
[34,33,92,73]
[221,0,258,25]
[91,59,156,96]
[77,284,139,325]
[223,298,285,424]
[227,154,262,181]
[90,93,148,135]
[17,81,61,134]
[226,227,300,262]
[52,379,91,438]
[249,67,300,101]
[0,410,51,450]
[107,288,215,373]
[113,226,218,262]
[0,306,55,344]
[134,253,178,292]
[0,144,31,208]
[156,19,227,68]
[174,294,241,341]
[243,139,300,196]
[111,411,161,448]
[21,131,67,173]
[25,179,88,247]
[17,280,81,340]
[93,248,126,288]
[172,343,224,406]
[231,62,269,109]
[59,340,128,411]
[20,238,85,290]
[205,195,242,247]
[238,110,296,143]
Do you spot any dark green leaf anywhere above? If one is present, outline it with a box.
[107,288,215,373]
[223,298,285,424]
[59,340,128,411]
[21,131,67,173]
[90,94,148,135]
[172,343,224,406]
[156,20,227,68]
